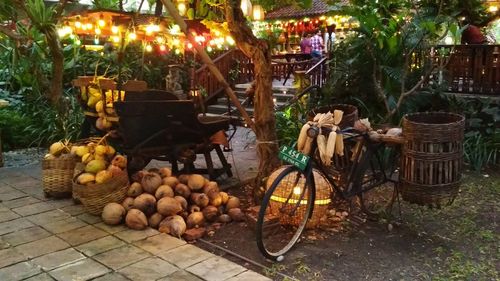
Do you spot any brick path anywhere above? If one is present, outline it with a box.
[0,163,270,281]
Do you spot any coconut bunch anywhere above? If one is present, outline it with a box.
[73,141,127,185]
[102,168,244,239]
[44,140,73,160]
[93,89,124,131]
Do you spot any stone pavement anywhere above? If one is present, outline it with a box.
[0,158,270,280]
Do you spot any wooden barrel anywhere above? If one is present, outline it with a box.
[401,112,465,208]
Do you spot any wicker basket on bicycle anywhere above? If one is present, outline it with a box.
[401,112,465,208]
[308,104,359,186]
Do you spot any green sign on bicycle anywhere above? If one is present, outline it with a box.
[279,146,310,171]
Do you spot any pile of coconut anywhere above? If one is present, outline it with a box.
[101,167,244,238]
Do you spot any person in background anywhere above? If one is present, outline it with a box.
[299,33,312,54]
[324,24,336,53]
[310,30,324,58]
[461,24,487,44]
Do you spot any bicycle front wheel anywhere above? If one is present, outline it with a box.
[256,166,314,261]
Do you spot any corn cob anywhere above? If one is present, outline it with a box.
[297,123,311,151]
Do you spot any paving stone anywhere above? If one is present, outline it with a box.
[0,209,20,223]
[22,186,46,200]
[0,217,35,235]
[60,204,86,216]
[26,209,71,225]
[77,213,102,224]
[0,247,27,268]
[0,189,27,202]
[8,178,40,189]
[91,272,130,281]
[158,270,204,281]
[49,258,110,281]
[93,222,128,234]
[57,225,108,246]
[0,239,9,249]
[76,236,125,257]
[47,199,74,209]
[31,248,86,271]
[114,227,160,243]
[12,201,57,216]
[186,256,246,281]
[93,245,151,270]
[158,244,214,269]
[15,235,70,259]
[118,257,178,281]
[1,196,41,209]
[43,217,88,234]
[0,261,42,280]
[226,270,273,281]
[1,226,51,246]
[23,273,56,281]
[133,233,186,255]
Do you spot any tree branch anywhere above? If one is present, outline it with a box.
[0,25,24,40]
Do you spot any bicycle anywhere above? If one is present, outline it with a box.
[256,123,403,261]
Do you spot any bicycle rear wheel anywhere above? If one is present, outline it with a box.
[355,147,398,219]
[256,166,314,261]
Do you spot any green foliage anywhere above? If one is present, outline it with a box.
[464,132,498,172]
[275,102,307,147]
[92,0,120,9]
[0,108,33,150]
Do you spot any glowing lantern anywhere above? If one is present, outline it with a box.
[240,0,252,17]
[111,26,119,34]
[187,42,193,49]
[159,45,166,51]
[489,5,498,12]
[156,36,165,44]
[75,21,82,28]
[95,28,101,35]
[177,1,187,16]
[252,5,264,21]
[145,44,153,52]
[112,36,120,43]
[128,32,137,40]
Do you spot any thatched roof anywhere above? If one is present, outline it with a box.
[265,0,348,20]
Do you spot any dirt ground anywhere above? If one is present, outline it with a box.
[199,170,499,281]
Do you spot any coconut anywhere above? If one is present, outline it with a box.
[155,185,174,199]
[207,191,222,207]
[148,213,164,229]
[131,171,146,183]
[75,146,90,157]
[226,196,240,210]
[107,165,123,177]
[127,182,143,197]
[174,183,191,198]
[121,197,135,211]
[190,193,209,208]
[44,154,56,160]
[158,167,172,178]
[202,206,219,222]
[219,192,229,205]
[190,205,201,213]
[187,174,205,191]
[178,174,190,185]
[102,203,126,225]
[228,208,245,222]
[159,215,186,237]
[218,214,232,223]
[125,209,148,230]
[174,196,188,210]
[111,155,127,169]
[203,181,219,195]
[133,194,157,216]
[162,176,179,187]
[106,145,116,157]
[49,141,68,156]
[157,197,182,216]
[141,172,162,194]
[81,153,94,164]
[186,212,205,229]
[148,168,160,175]
[95,145,107,156]
[85,159,107,174]
[77,173,95,185]
[95,170,113,184]
[70,146,79,155]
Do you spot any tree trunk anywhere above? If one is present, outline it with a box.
[44,28,64,106]
[225,1,280,202]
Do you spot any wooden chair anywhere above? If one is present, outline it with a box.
[113,99,233,180]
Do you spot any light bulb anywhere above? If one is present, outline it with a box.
[98,19,105,27]
[128,32,137,40]
[111,26,119,34]
[145,45,153,52]
[75,21,82,28]
[293,186,302,195]
[159,45,166,51]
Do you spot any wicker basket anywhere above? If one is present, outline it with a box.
[266,166,332,229]
[42,156,77,198]
[308,104,359,129]
[72,171,129,215]
[401,112,465,208]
